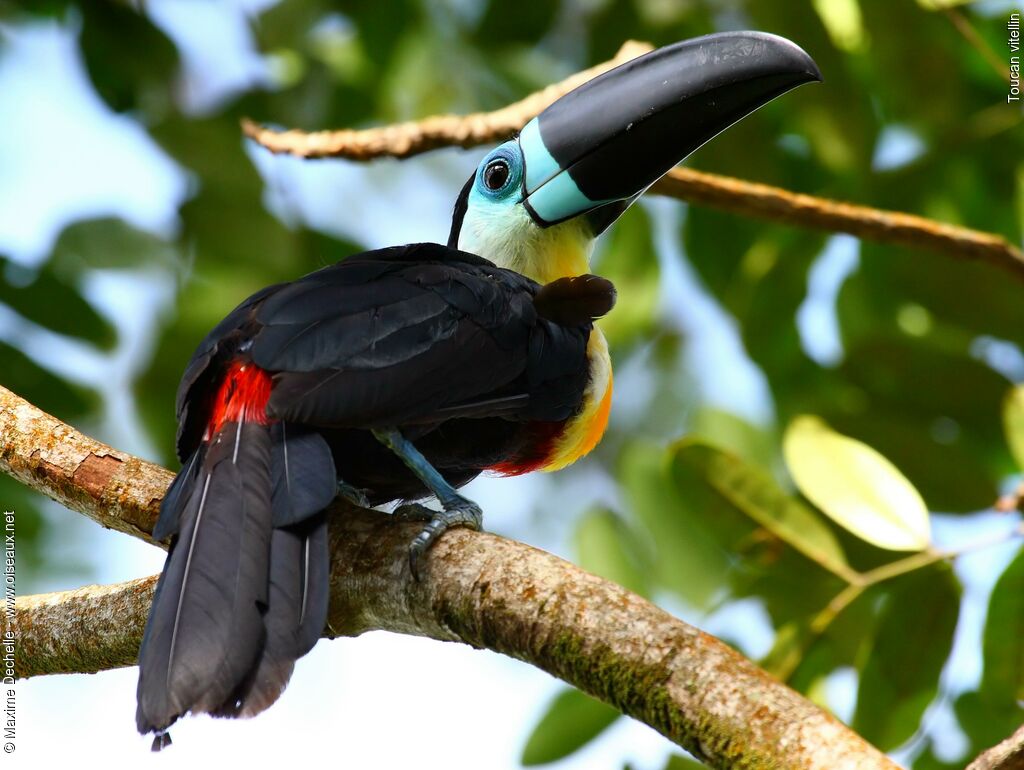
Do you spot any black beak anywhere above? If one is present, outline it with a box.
[518,31,821,232]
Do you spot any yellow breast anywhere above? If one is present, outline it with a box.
[541,329,613,472]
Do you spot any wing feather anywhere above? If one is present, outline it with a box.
[172,244,596,446]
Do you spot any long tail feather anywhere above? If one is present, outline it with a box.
[221,512,330,718]
[270,422,336,527]
[136,420,273,735]
[223,422,334,717]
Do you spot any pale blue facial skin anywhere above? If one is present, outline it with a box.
[457,141,549,273]
[457,139,595,282]
[519,119,560,194]
[517,118,611,225]
[463,121,608,232]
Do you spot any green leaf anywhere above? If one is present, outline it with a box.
[671,440,853,581]
[620,441,730,608]
[853,565,961,750]
[783,416,931,551]
[477,0,560,45]
[79,0,178,113]
[760,621,810,680]
[954,690,1024,761]
[812,0,867,52]
[592,205,660,352]
[1003,386,1024,471]
[51,218,176,272]
[916,0,973,9]
[688,407,776,470]
[762,580,883,685]
[663,755,706,770]
[520,688,619,766]
[575,508,650,597]
[0,341,98,421]
[980,545,1024,706]
[1,256,115,350]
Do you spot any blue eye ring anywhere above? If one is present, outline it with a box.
[483,158,511,191]
[476,145,521,198]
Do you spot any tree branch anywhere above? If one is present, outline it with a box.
[242,41,1024,280]
[1,383,898,769]
[241,41,654,160]
[649,170,1023,277]
[0,386,168,546]
[967,723,1024,770]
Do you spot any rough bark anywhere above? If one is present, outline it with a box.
[968,724,1024,770]
[1,383,900,769]
[0,386,169,545]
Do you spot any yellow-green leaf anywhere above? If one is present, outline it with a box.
[916,0,973,9]
[672,440,854,581]
[1002,385,1024,471]
[812,0,867,52]
[783,416,930,551]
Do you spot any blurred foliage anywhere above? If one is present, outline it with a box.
[1,0,1023,767]
[852,565,960,751]
[521,688,620,766]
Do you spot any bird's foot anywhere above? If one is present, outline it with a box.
[395,498,483,580]
[150,730,172,752]
[392,502,436,522]
[337,480,370,509]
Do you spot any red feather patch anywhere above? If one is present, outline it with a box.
[205,361,273,439]
[488,420,566,476]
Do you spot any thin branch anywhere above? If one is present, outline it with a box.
[996,480,1024,514]
[241,42,1024,280]
[0,383,898,769]
[241,41,654,160]
[650,170,1024,278]
[944,8,1012,84]
[967,723,1024,770]
[776,525,1024,680]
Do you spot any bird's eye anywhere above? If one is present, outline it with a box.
[483,159,511,191]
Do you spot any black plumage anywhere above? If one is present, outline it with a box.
[138,242,616,739]
[269,423,336,527]
[172,243,610,499]
[137,421,274,734]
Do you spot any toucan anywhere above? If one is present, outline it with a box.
[136,31,820,747]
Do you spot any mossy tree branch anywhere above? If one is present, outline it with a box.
[2,383,901,769]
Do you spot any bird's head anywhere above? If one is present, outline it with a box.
[449,31,820,284]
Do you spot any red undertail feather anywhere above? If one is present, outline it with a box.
[206,361,273,438]
[489,420,565,476]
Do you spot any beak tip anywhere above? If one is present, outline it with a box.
[750,30,823,87]
[802,61,824,86]
[521,30,824,228]
[772,32,824,85]
[797,50,824,85]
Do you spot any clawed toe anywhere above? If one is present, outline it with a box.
[337,481,371,508]
[406,500,483,580]
[393,503,436,522]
